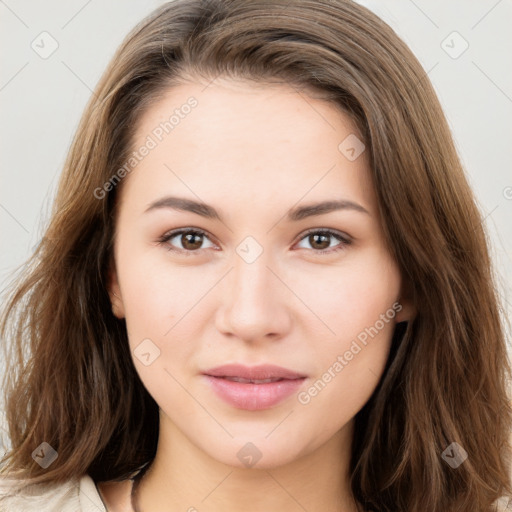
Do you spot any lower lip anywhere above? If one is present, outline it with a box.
[203,375,306,411]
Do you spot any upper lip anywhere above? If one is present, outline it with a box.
[203,364,306,380]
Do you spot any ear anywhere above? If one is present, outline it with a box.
[395,279,416,324]
[107,257,125,319]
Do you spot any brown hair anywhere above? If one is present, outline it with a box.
[1,0,511,510]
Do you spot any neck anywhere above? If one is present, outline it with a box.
[135,413,360,512]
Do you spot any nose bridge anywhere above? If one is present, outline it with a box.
[231,243,275,308]
[216,239,290,340]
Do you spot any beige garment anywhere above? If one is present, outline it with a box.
[0,473,510,511]
[0,473,106,511]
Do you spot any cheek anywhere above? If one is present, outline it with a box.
[297,300,398,432]
[294,250,401,412]
[292,248,401,343]
[121,268,176,342]
[116,241,204,339]
[115,240,218,389]
[115,248,203,404]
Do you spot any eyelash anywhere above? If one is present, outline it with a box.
[157,227,352,257]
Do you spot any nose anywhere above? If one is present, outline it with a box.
[215,250,292,343]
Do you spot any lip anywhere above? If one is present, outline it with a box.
[204,364,307,380]
[202,364,307,411]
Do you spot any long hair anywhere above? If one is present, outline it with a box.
[1,1,510,510]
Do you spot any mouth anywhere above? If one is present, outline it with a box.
[203,363,307,380]
[218,376,291,384]
[202,364,307,411]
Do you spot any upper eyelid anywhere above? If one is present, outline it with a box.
[297,227,351,242]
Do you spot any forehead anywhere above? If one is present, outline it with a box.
[123,79,376,217]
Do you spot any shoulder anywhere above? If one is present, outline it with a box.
[0,473,106,512]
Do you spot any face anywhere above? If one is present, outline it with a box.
[108,78,413,469]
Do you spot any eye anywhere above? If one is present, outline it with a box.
[158,227,352,256]
[295,229,352,254]
[158,228,216,255]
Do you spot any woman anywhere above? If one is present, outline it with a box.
[1,0,510,510]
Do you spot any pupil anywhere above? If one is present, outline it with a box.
[183,233,202,250]
[311,233,329,250]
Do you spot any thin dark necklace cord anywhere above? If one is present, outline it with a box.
[130,463,151,512]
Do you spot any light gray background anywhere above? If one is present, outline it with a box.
[1,0,511,453]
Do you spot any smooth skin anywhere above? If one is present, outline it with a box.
[98,77,415,512]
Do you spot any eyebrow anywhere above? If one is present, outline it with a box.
[144,196,370,221]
